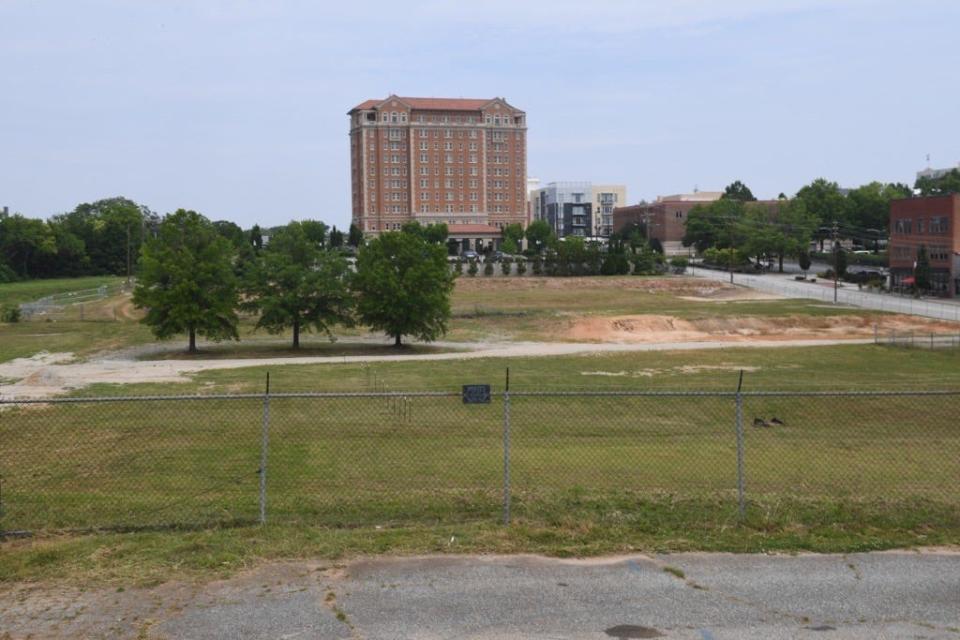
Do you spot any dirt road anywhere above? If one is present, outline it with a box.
[0,337,875,400]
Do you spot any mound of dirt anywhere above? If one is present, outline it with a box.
[567,313,960,343]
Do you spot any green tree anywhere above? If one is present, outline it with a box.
[353,232,456,346]
[795,179,849,249]
[0,214,56,278]
[133,210,239,353]
[682,204,722,252]
[798,250,812,274]
[300,220,330,247]
[524,219,554,253]
[502,223,524,254]
[915,245,931,292]
[348,223,364,247]
[722,180,757,202]
[243,222,353,349]
[832,242,847,278]
[915,169,960,196]
[213,220,246,248]
[846,182,912,234]
[329,226,345,248]
[249,225,264,251]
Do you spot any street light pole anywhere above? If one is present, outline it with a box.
[832,220,839,304]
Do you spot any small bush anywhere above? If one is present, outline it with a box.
[455,259,464,275]
[516,258,527,275]
[467,260,478,277]
[0,264,18,283]
[483,261,494,276]
[500,259,512,276]
[669,256,689,274]
[1,304,22,323]
[532,257,543,276]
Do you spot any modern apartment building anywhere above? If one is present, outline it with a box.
[348,95,527,252]
[612,191,722,255]
[592,184,626,237]
[889,194,960,296]
[529,182,626,239]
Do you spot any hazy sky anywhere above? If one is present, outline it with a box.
[3,0,959,229]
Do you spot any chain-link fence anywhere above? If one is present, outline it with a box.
[1,388,958,534]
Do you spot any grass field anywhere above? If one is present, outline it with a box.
[2,276,960,585]
[2,382,958,584]
[0,276,126,307]
[3,275,946,365]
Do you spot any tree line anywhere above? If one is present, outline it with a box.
[131,210,454,352]
[680,177,933,272]
[0,196,365,283]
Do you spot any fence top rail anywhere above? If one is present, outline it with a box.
[509,389,960,398]
[2,389,960,404]
[0,391,465,404]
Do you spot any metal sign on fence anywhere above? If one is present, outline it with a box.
[462,384,491,404]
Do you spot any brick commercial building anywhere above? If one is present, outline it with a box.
[889,194,960,296]
[612,191,722,255]
[348,95,527,253]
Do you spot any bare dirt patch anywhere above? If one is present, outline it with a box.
[567,313,960,343]
[455,276,749,297]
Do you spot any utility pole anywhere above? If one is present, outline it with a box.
[832,220,839,304]
[126,223,132,286]
[728,217,735,284]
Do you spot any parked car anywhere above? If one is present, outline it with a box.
[461,250,479,261]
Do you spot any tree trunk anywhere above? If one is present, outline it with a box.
[394,333,402,347]
[188,327,197,353]
[778,253,784,273]
[292,319,300,349]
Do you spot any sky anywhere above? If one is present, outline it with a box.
[2,0,959,230]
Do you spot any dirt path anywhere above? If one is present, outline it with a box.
[0,337,875,400]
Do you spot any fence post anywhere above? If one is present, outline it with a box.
[735,371,746,520]
[259,373,271,525]
[502,367,511,525]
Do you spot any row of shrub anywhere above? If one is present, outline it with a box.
[452,254,690,277]
[811,251,888,267]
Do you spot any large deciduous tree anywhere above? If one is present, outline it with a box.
[352,231,455,347]
[133,209,239,353]
[243,222,353,349]
[721,180,757,202]
[846,182,912,234]
[524,219,554,253]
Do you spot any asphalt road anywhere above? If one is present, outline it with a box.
[3,551,958,639]
[692,266,960,323]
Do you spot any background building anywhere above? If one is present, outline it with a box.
[592,184,626,237]
[529,182,626,239]
[889,194,960,296]
[917,163,960,182]
[613,191,722,255]
[348,95,527,252]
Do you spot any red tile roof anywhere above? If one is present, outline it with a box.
[448,224,502,235]
[351,96,501,112]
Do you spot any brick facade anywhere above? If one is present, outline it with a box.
[348,96,527,239]
[889,194,960,296]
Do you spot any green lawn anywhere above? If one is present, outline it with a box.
[1,384,958,585]
[0,276,126,307]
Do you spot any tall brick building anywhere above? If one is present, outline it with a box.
[348,95,527,252]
